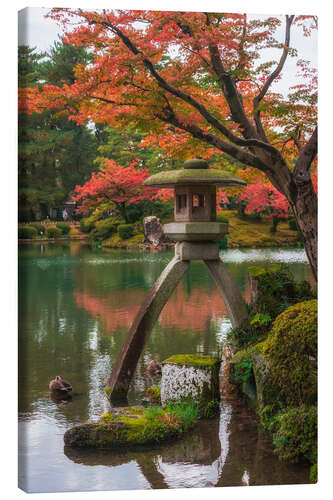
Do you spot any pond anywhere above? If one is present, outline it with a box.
[18,242,312,493]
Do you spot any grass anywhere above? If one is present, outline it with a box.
[223,210,300,248]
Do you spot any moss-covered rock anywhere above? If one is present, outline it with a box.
[262,299,317,407]
[64,403,199,449]
[161,354,220,418]
[271,405,317,464]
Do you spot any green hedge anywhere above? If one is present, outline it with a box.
[80,217,96,233]
[56,222,70,234]
[216,214,229,223]
[46,226,63,239]
[29,222,45,235]
[90,219,118,240]
[18,226,38,239]
[118,224,134,240]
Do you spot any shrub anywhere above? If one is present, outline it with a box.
[145,386,161,405]
[248,264,315,318]
[90,219,118,240]
[289,218,298,231]
[18,225,38,239]
[118,223,134,240]
[272,405,317,463]
[56,222,70,234]
[231,350,254,392]
[30,222,45,235]
[80,217,96,233]
[216,214,229,223]
[218,235,228,250]
[263,300,317,406]
[46,226,63,239]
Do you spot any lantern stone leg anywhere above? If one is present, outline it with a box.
[106,255,189,402]
[204,259,248,328]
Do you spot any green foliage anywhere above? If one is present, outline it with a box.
[56,222,70,234]
[90,219,118,240]
[29,222,45,235]
[118,223,134,240]
[288,218,298,231]
[218,235,228,250]
[164,402,200,431]
[46,226,63,239]
[232,350,254,391]
[200,399,220,419]
[216,214,229,223]
[248,264,315,318]
[310,463,318,483]
[272,405,317,463]
[18,225,38,239]
[145,386,161,405]
[250,312,272,327]
[18,43,101,221]
[80,217,96,233]
[263,299,317,406]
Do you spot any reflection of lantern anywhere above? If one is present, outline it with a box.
[107,159,248,403]
[144,158,245,242]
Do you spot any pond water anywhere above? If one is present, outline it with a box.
[18,242,312,493]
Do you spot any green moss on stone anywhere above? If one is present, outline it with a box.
[64,403,200,449]
[163,354,220,367]
[143,169,246,187]
[262,299,317,407]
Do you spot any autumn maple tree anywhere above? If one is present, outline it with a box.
[19,9,318,279]
[72,159,158,222]
[238,182,290,232]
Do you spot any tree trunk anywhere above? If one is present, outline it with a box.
[290,181,318,282]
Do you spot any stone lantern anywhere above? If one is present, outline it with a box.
[107,159,248,402]
[144,158,246,259]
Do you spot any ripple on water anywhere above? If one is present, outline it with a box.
[220,248,308,264]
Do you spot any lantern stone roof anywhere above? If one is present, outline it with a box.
[143,159,246,188]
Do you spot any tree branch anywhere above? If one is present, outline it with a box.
[253,15,294,139]
[293,127,318,184]
[94,20,281,157]
[155,106,273,174]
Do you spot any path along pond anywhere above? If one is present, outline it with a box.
[18,242,313,493]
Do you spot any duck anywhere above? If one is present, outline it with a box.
[49,376,72,394]
[147,360,162,377]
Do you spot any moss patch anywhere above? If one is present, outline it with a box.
[102,232,144,249]
[222,210,300,248]
[163,354,219,368]
[64,403,200,449]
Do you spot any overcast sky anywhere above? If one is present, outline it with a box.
[18,6,317,98]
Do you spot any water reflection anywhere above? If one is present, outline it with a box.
[62,398,308,490]
[18,242,312,492]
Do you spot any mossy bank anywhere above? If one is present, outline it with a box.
[64,403,199,449]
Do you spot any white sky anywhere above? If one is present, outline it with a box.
[18,6,317,98]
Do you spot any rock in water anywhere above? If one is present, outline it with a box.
[161,354,221,418]
[143,216,165,247]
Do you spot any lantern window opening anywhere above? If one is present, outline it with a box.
[176,194,187,213]
[192,193,205,209]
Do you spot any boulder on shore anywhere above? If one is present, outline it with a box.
[143,216,165,247]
